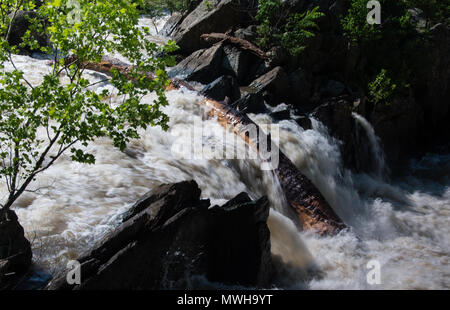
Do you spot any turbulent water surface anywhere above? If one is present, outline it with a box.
[1,17,449,289]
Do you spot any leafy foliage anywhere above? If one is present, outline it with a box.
[279,7,325,56]
[341,0,383,45]
[255,0,324,56]
[0,0,178,213]
[368,69,397,104]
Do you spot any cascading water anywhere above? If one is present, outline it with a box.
[248,113,449,289]
[351,112,389,178]
[2,17,448,289]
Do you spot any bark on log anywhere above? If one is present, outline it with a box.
[200,33,267,60]
[71,56,346,235]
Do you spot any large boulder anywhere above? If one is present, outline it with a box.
[168,44,224,84]
[222,45,253,85]
[0,210,33,290]
[46,181,273,290]
[172,0,252,54]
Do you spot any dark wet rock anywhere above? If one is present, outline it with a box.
[231,92,267,114]
[295,116,312,130]
[172,0,251,54]
[269,105,292,121]
[370,94,425,168]
[311,96,370,172]
[168,44,224,84]
[201,75,241,102]
[248,60,271,82]
[249,66,290,106]
[0,210,32,290]
[221,45,253,84]
[419,24,450,140]
[46,181,273,290]
[288,69,312,105]
[323,80,346,97]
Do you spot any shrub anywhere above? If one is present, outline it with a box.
[368,69,398,104]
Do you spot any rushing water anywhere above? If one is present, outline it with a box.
[351,112,388,178]
[1,17,449,289]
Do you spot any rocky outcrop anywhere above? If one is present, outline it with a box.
[0,210,32,290]
[46,181,273,290]
[172,0,252,54]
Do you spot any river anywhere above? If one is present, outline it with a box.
[1,17,448,290]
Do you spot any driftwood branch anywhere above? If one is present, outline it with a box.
[200,33,267,60]
[71,56,346,235]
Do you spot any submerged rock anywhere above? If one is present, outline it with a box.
[46,181,273,290]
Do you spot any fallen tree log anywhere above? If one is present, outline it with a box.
[70,56,346,235]
[200,32,267,60]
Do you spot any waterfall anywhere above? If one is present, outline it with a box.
[351,112,388,178]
